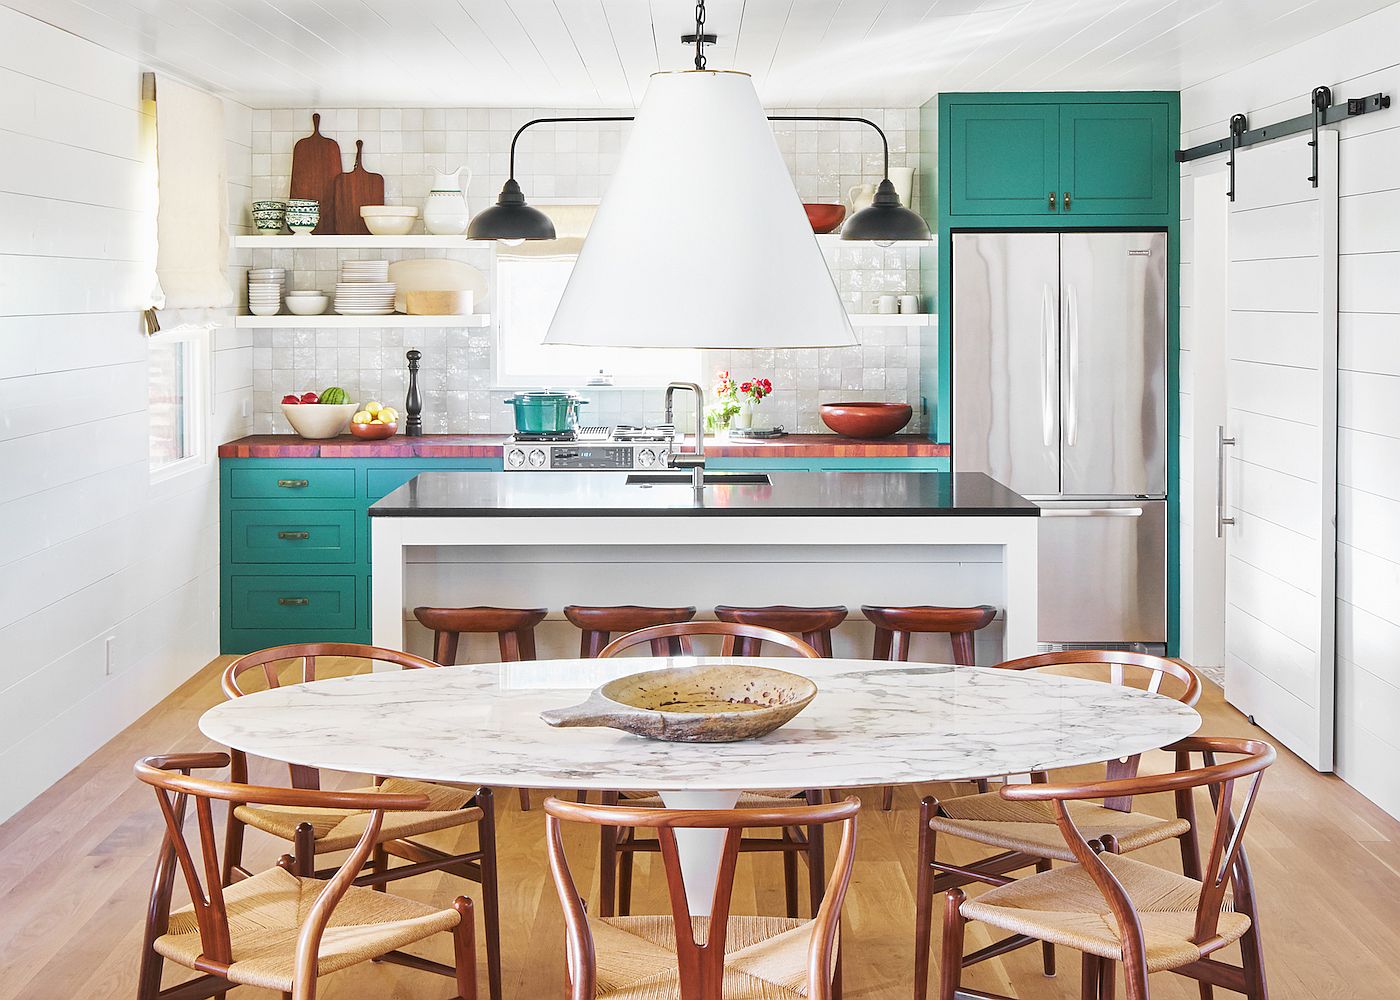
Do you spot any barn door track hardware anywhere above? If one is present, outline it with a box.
[1177,85,1391,200]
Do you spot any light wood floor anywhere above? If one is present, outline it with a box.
[3,656,1399,1000]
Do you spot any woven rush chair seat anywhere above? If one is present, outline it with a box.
[153,866,461,992]
[233,777,484,854]
[958,852,1249,974]
[621,791,805,808]
[929,791,1190,863]
[587,914,827,1000]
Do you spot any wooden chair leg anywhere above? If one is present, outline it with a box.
[1099,959,1116,1000]
[873,627,893,660]
[938,889,966,1000]
[476,788,503,1000]
[1235,859,1269,1000]
[1036,858,1056,976]
[882,785,895,811]
[913,797,937,1000]
[498,630,522,662]
[890,629,912,661]
[518,787,532,812]
[598,791,621,918]
[974,778,991,794]
[517,628,538,660]
[293,822,316,877]
[221,812,246,885]
[805,790,826,918]
[618,850,635,916]
[452,897,477,1000]
[781,828,800,918]
[435,630,461,666]
[372,843,388,892]
[1080,954,1100,1000]
[950,630,976,666]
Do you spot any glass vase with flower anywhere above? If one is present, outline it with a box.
[734,376,773,429]
[706,370,742,436]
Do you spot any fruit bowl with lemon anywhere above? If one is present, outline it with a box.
[281,387,358,439]
[349,401,399,440]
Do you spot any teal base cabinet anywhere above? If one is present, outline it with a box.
[219,455,949,653]
[219,457,496,653]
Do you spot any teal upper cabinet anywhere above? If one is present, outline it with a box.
[1059,103,1170,216]
[944,94,1173,222]
[948,103,1059,216]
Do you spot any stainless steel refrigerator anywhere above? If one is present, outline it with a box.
[952,231,1167,650]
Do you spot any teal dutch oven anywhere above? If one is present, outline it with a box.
[504,390,588,435]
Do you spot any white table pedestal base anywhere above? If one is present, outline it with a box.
[657,789,742,918]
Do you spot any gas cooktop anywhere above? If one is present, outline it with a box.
[503,425,678,471]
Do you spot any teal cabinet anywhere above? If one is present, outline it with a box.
[947,103,1059,217]
[1059,103,1170,217]
[228,575,358,630]
[945,97,1172,221]
[229,509,356,564]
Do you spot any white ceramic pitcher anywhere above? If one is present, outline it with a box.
[423,166,473,235]
[848,166,916,214]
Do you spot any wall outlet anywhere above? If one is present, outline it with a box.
[104,635,116,676]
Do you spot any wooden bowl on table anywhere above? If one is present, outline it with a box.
[540,664,817,743]
[349,420,398,440]
[803,203,847,234]
[820,401,913,439]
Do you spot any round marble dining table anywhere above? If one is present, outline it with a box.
[200,656,1200,914]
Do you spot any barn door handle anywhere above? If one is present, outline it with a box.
[1216,426,1236,538]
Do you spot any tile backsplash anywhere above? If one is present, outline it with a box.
[245,106,929,436]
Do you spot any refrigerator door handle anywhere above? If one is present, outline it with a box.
[1039,506,1144,517]
[1065,284,1080,446]
[1041,283,1056,447]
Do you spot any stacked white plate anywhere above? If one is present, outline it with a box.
[334,259,394,315]
[248,267,285,316]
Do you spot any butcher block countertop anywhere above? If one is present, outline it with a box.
[217,433,950,459]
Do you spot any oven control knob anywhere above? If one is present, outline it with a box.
[637,448,656,468]
[527,448,547,468]
[506,447,526,468]
[657,449,669,466]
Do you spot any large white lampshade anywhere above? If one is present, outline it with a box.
[544,70,856,349]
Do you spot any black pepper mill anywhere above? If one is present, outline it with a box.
[404,349,423,436]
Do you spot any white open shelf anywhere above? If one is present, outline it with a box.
[234,233,934,251]
[236,234,478,249]
[234,313,490,329]
[848,313,933,326]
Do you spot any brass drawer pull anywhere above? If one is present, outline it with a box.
[277,479,310,489]
[1048,190,1056,210]
[1063,190,1071,211]
[278,597,309,606]
[277,531,310,540]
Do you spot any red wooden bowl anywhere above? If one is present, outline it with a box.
[349,421,398,440]
[803,203,847,234]
[819,402,913,439]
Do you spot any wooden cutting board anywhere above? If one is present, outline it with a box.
[329,139,384,236]
[388,259,488,313]
[289,113,341,235]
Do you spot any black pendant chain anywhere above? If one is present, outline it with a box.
[693,0,707,70]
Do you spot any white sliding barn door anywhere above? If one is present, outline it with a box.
[1223,131,1338,772]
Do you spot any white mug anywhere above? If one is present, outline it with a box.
[898,294,920,314]
[875,293,898,314]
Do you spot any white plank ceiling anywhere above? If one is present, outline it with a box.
[7,0,1398,108]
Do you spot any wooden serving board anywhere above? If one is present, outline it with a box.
[387,258,487,312]
[289,113,341,235]
[329,139,384,235]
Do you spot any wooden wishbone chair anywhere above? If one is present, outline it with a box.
[134,753,476,1000]
[938,736,1275,1000]
[595,621,829,921]
[595,619,826,658]
[220,642,502,1000]
[545,795,860,1000]
[914,649,1203,999]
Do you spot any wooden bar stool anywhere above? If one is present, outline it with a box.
[862,604,998,811]
[714,604,848,656]
[414,605,547,811]
[563,605,697,657]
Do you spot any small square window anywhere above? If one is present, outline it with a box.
[149,332,205,480]
[495,255,700,387]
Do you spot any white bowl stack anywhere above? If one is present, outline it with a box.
[334,260,395,316]
[247,268,286,316]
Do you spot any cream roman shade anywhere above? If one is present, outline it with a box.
[496,204,595,259]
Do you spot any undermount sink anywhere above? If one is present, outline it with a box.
[626,472,772,486]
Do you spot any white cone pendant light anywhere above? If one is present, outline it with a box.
[544,70,856,349]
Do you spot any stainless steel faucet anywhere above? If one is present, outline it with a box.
[664,381,706,492]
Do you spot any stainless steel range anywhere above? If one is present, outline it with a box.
[502,424,677,472]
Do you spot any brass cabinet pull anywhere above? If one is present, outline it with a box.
[277,479,309,488]
[277,531,310,540]
[1063,191,1071,211]
[278,597,309,606]
[1048,191,1056,211]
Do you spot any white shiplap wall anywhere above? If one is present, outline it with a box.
[0,7,253,822]
[1178,3,1400,815]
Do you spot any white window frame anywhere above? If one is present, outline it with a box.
[493,252,701,389]
[148,326,210,485]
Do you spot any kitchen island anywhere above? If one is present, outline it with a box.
[369,471,1041,660]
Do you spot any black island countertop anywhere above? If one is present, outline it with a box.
[369,471,1039,518]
